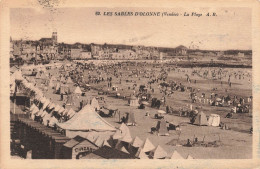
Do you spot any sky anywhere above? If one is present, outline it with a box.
[10,7,252,50]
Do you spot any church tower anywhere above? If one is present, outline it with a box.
[52,32,57,44]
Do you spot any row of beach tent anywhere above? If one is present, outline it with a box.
[106,123,194,159]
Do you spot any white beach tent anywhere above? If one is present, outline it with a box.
[149,145,167,159]
[135,148,149,159]
[58,106,65,115]
[29,104,37,112]
[208,114,220,127]
[129,95,139,107]
[49,116,59,127]
[14,70,24,81]
[91,97,100,111]
[42,99,51,110]
[47,103,55,110]
[131,136,144,148]
[170,150,184,159]
[120,146,130,154]
[112,123,129,140]
[57,104,116,133]
[120,128,133,143]
[142,138,155,153]
[43,113,52,126]
[54,104,62,112]
[31,106,39,115]
[74,86,82,95]
[186,154,194,159]
[40,110,48,118]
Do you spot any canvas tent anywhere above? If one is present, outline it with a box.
[134,148,148,159]
[13,70,24,81]
[40,110,48,118]
[156,119,169,136]
[57,105,116,137]
[128,136,144,156]
[120,129,133,143]
[120,146,130,154]
[74,86,82,95]
[129,96,139,107]
[54,104,62,112]
[35,72,41,79]
[125,112,137,126]
[49,116,59,127]
[91,97,100,111]
[66,94,73,106]
[149,145,167,159]
[142,138,155,153]
[112,123,130,140]
[186,154,194,159]
[192,112,208,126]
[60,84,69,95]
[170,150,184,159]
[208,114,220,127]
[131,136,144,148]
[29,104,37,112]
[58,107,65,115]
[55,83,61,93]
[43,113,52,126]
[42,99,51,110]
[47,103,55,111]
[40,73,48,80]
[36,109,44,116]
[30,105,39,120]
[103,139,112,148]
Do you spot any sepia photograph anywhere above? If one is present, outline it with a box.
[8,7,254,159]
[1,0,260,168]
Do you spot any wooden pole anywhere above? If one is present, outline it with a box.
[119,111,120,122]
[177,131,181,144]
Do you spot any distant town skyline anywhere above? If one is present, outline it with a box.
[10,7,251,50]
